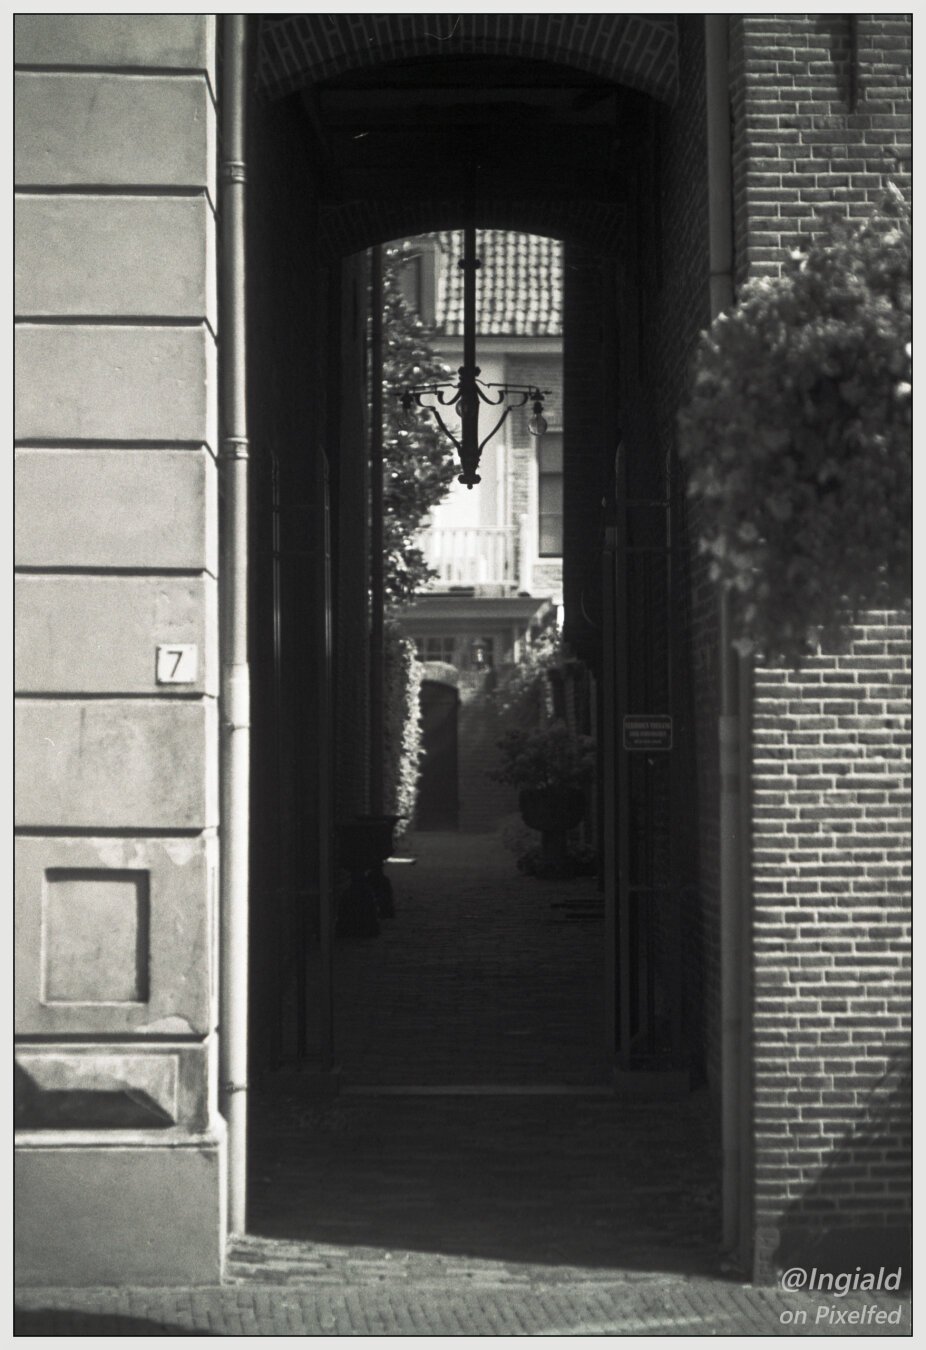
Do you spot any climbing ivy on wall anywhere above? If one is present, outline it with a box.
[679,187,911,666]
[383,619,424,837]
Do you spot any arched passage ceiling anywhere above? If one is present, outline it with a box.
[255,17,673,260]
[255,14,678,104]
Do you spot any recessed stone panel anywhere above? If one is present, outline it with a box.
[15,195,217,328]
[15,72,215,197]
[14,449,217,574]
[15,1052,178,1128]
[16,575,217,696]
[15,700,217,830]
[16,836,215,1036]
[15,323,216,447]
[14,15,216,86]
[43,869,149,1004]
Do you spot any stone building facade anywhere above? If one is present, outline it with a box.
[14,13,910,1287]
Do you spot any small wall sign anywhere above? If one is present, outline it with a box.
[156,644,198,685]
[623,714,672,751]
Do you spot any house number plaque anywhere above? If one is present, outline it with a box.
[156,644,198,685]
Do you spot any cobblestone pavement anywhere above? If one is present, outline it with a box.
[15,834,912,1334]
[14,1279,912,1336]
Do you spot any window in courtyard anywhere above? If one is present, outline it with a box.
[538,432,564,556]
[415,635,457,665]
[395,238,439,324]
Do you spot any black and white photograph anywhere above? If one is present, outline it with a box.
[13,7,911,1336]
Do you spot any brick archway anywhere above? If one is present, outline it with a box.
[255,13,678,105]
[320,198,627,261]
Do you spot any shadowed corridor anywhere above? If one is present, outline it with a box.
[242,833,720,1279]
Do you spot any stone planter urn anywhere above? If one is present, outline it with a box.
[518,786,585,874]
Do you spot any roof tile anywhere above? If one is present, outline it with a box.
[433,230,563,337]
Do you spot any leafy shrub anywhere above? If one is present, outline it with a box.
[678,187,911,665]
[381,245,457,608]
[489,624,561,725]
[491,720,596,791]
[383,619,423,836]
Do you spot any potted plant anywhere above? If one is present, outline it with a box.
[491,720,595,874]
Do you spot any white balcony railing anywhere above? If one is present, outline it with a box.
[422,526,514,586]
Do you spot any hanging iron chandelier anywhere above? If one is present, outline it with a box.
[400,225,549,489]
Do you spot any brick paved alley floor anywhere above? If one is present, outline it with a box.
[14,1277,912,1336]
[244,830,719,1274]
[15,833,912,1334]
[331,830,608,1086]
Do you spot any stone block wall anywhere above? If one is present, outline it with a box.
[14,15,224,1284]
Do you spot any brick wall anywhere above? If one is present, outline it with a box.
[319,198,627,263]
[730,13,911,286]
[751,619,911,1274]
[734,13,923,1274]
[729,14,912,1276]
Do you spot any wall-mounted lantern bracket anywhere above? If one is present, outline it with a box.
[399,224,550,488]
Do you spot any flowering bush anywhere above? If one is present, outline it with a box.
[491,720,596,792]
[383,620,423,837]
[678,187,911,665]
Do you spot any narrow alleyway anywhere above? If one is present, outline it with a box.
[243,832,720,1281]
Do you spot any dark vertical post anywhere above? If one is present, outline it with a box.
[459,224,480,486]
[369,246,385,814]
[602,522,618,1064]
[616,440,633,1068]
[316,452,335,1071]
[463,224,477,377]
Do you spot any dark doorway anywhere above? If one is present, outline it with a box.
[416,680,460,830]
[243,16,718,1277]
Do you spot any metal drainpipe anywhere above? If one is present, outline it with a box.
[218,12,250,1238]
[705,15,743,1259]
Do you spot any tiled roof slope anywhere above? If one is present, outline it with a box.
[434,230,563,337]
